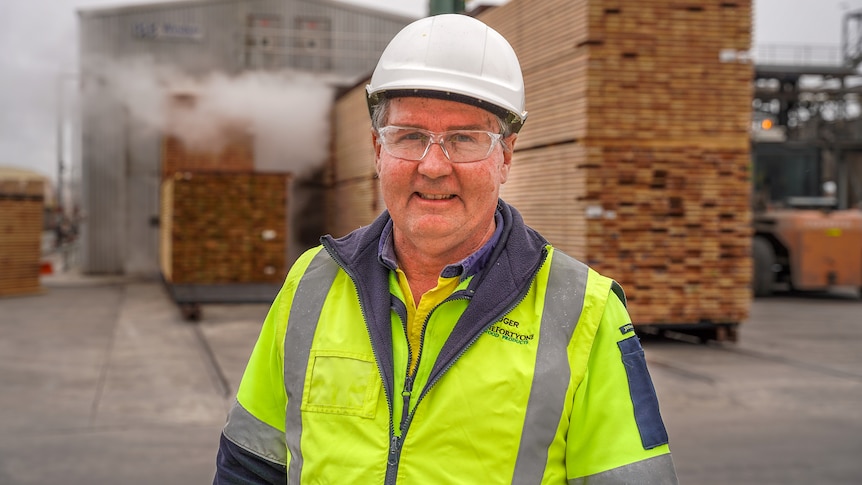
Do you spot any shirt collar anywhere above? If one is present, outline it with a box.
[378,210,504,280]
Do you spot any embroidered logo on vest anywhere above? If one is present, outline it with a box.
[485,317,535,345]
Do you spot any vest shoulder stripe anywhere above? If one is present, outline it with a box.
[568,453,678,485]
[223,399,287,466]
[283,250,340,483]
[512,249,589,483]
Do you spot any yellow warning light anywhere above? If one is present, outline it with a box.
[760,119,773,130]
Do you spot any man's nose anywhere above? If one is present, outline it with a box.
[418,140,453,177]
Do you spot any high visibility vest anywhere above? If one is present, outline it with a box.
[223,244,676,484]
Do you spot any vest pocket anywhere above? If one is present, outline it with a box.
[302,350,380,419]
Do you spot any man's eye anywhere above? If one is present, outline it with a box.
[449,132,479,143]
[400,131,427,141]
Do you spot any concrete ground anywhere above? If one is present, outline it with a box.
[0,269,860,484]
[649,288,862,484]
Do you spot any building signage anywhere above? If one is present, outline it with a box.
[133,22,204,41]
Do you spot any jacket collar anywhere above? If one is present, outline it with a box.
[322,199,546,281]
[376,211,505,280]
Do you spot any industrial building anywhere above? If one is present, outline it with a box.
[76,0,414,276]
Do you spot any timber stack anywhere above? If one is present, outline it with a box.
[0,169,45,296]
[159,93,291,285]
[160,171,289,284]
[327,85,380,238]
[481,0,753,326]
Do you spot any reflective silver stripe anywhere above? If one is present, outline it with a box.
[512,251,589,484]
[568,454,678,485]
[283,250,340,484]
[223,399,287,465]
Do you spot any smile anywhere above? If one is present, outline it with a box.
[418,193,455,200]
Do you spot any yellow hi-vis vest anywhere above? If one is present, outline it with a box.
[222,244,676,484]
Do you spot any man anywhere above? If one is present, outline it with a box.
[214,13,677,484]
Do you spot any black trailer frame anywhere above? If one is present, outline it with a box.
[162,278,281,321]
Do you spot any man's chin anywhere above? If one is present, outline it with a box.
[401,217,462,240]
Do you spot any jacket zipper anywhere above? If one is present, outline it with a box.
[325,241,549,484]
[397,280,537,446]
[386,295,445,484]
[384,252,545,483]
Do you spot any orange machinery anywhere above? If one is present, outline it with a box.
[751,142,862,296]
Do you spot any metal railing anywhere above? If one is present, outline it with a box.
[753,44,845,67]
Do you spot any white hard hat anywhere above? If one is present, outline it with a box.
[367,14,528,133]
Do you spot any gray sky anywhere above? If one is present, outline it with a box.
[1,0,861,181]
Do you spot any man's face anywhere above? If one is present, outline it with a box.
[373,96,515,255]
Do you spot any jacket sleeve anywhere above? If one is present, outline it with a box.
[214,431,286,484]
[213,248,322,484]
[566,280,678,484]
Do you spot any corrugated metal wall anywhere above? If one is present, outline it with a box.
[77,0,412,275]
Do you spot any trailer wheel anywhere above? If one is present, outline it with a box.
[180,303,202,322]
[752,236,775,297]
[714,324,739,343]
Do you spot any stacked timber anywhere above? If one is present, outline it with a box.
[327,84,380,237]
[161,92,255,178]
[160,171,290,284]
[161,132,255,179]
[0,169,45,296]
[159,91,292,287]
[482,0,753,325]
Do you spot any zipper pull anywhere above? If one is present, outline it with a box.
[388,435,400,466]
[402,375,414,405]
[400,375,413,431]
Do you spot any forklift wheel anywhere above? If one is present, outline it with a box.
[752,237,775,297]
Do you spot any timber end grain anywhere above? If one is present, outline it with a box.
[0,180,44,296]
[160,172,290,285]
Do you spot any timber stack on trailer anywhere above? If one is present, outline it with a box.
[0,168,45,297]
[328,0,752,340]
[480,0,752,340]
[159,94,291,320]
[326,85,381,237]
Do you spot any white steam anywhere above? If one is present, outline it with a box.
[89,56,334,176]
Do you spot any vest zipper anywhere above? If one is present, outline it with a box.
[323,240,549,484]
[386,290,462,483]
[386,248,548,482]
[400,374,414,433]
[401,248,550,439]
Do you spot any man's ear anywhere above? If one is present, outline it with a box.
[372,129,382,158]
[502,133,517,164]
[372,128,383,175]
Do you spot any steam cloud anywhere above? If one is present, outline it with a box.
[88,56,334,176]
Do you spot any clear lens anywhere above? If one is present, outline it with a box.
[377,126,502,163]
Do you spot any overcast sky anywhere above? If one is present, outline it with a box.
[2,0,861,181]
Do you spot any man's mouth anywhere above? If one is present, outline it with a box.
[417,193,455,200]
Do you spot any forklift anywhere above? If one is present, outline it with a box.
[751,141,862,297]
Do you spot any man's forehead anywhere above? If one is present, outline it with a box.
[388,96,497,128]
